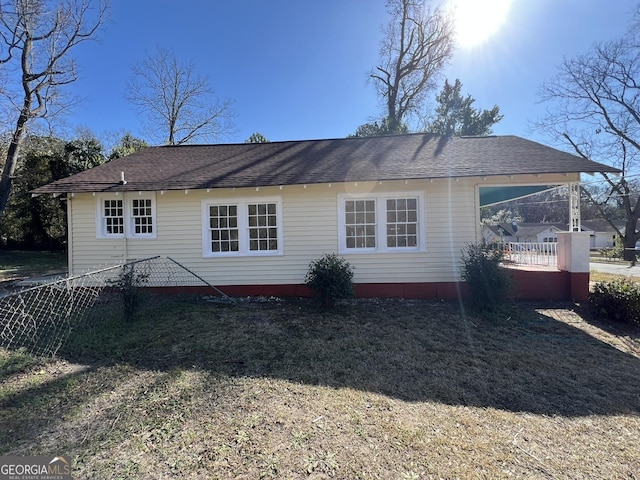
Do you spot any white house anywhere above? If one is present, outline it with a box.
[482,222,567,244]
[33,134,618,301]
[484,220,623,250]
[581,220,622,250]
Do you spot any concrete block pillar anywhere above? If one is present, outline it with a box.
[557,231,591,301]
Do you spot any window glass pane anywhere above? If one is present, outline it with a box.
[344,198,375,249]
[248,203,279,251]
[209,203,239,253]
[131,198,153,235]
[103,199,124,235]
[385,196,418,249]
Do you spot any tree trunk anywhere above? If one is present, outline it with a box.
[0,116,28,216]
[622,217,639,262]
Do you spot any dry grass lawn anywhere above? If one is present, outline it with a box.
[1,296,639,479]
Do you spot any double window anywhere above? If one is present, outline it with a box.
[97,194,156,238]
[338,193,425,253]
[203,197,283,256]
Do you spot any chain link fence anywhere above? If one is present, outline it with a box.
[0,257,232,357]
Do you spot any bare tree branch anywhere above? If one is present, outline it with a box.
[536,16,640,260]
[369,0,454,133]
[127,47,235,146]
[0,0,108,217]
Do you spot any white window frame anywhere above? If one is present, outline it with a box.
[337,192,426,254]
[96,193,157,239]
[202,196,283,257]
[129,196,157,238]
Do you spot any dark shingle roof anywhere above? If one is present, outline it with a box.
[32,134,621,194]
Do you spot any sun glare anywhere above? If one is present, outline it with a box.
[449,0,512,48]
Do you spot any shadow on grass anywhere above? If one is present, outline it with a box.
[40,296,637,418]
[1,295,638,450]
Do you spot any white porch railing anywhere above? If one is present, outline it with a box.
[503,242,558,267]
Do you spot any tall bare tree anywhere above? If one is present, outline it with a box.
[127,47,234,146]
[537,8,640,261]
[369,0,455,134]
[0,0,107,217]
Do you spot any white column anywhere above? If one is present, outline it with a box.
[569,182,581,232]
[557,231,590,272]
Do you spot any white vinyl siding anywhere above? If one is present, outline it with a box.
[68,174,577,282]
[202,197,283,257]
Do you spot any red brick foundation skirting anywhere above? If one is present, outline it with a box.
[147,270,588,302]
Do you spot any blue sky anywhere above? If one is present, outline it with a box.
[66,0,638,148]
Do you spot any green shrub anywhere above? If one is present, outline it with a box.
[460,241,511,311]
[589,278,640,326]
[108,263,149,322]
[599,240,624,260]
[305,253,354,307]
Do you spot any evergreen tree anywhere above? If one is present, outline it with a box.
[427,79,503,136]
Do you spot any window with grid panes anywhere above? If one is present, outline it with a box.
[344,199,376,249]
[132,198,154,235]
[103,199,124,235]
[338,193,425,253]
[248,202,278,251]
[386,198,418,248]
[97,194,156,239]
[202,197,282,256]
[209,204,239,252]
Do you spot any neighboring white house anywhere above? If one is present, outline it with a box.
[33,134,619,300]
[482,222,566,244]
[483,220,622,250]
[581,220,623,250]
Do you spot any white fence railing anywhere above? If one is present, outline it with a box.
[504,242,558,267]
